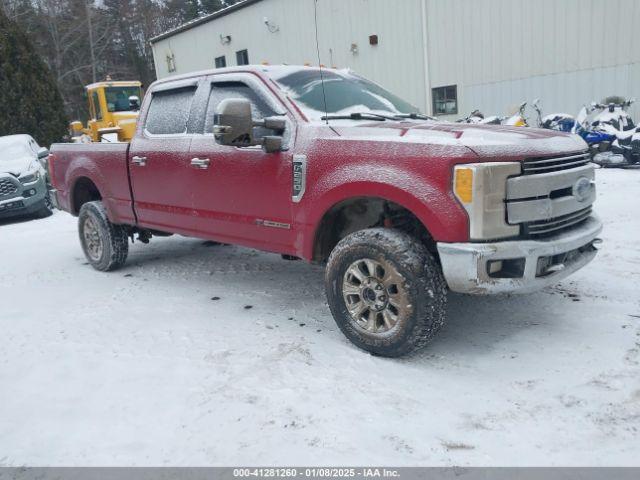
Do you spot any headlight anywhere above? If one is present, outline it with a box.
[19,170,41,184]
[453,162,521,241]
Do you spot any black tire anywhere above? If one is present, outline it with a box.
[325,228,447,357]
[78,201,129,271]
[33,192,53,218]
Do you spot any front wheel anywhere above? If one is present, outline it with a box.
[33,192,54,218]
[78,201,129,271]
[325,228,447,357]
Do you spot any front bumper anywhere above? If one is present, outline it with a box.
[437,216,603,294]
[0,174,47,219]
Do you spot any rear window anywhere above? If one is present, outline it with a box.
[145,87,196,135]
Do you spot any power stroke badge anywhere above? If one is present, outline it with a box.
[292,154,307,203]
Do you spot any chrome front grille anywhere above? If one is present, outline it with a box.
[0,179,18,197]
[507,155,596,238]
[522,207,593,238]
[523,151,591,175]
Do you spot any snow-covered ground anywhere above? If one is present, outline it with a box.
[0,169,638,467]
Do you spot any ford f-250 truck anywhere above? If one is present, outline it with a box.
[49,66,602,357]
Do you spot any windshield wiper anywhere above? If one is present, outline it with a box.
[321,112,394,122]
[394,113,437,121]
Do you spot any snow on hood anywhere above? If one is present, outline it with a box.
[440,123,588,157]
[331,121,588,158]
[0,156,35,177]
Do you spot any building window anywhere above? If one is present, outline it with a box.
[236,49,249,66]
[215,56,227,68]
[166,53,176,73]
[432,85,457,115]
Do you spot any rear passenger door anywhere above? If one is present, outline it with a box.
[129,80,200,234]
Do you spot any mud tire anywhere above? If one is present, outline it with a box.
[325,228,447,357]
[78,201,129,272]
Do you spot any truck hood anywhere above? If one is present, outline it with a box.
[330,121,587,159]
[0,155,34,177]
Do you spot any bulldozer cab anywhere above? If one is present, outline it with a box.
[73,81,142,143]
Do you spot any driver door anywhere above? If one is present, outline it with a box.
[188,74,295,254]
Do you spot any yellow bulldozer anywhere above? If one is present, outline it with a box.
[69,80,143,143]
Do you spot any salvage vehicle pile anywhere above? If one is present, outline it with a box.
[459,97,640,168]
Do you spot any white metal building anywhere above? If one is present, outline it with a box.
[150,0,640,121]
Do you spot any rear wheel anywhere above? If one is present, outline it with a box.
[325,228,447,357]
[78,201,129,271]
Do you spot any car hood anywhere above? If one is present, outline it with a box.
[0,155,34,177]
[330,121,588,159]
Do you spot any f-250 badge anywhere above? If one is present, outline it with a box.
[292,154,307,203]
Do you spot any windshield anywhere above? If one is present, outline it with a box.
[271,69,418,121]
[105,86,142,113]
[0,138,32,160]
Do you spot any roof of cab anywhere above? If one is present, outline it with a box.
[85,81,143,91]
[0,134,34,144]
[150,64,334,89]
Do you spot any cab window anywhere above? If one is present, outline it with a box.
[91,91,102,121]
[145,86,197,135]
[204,81,276,135]
[105,86,142,112]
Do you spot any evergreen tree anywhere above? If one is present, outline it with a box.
[200,0,239,16]
[0,0,241,125]
[0,9,67,146]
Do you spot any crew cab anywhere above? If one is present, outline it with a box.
[49,66,603,357]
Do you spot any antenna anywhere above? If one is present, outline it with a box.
[313,0,329,124]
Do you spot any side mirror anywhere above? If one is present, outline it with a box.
[214,98,256,147]
[69,121,83,136]
[262,136,283,153]
[37,146,49,159]
[129,96,141,111]
[214,98,285,152]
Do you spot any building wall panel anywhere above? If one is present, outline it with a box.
[152,0,428,112]
[152,0,640,121]
[427,0,640,119]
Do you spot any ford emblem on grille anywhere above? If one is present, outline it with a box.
[572,177,592,203]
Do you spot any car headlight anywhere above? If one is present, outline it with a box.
[19,170,41,184]
[453,162,522,241]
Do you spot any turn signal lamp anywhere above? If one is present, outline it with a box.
[453,163,522,240]
[454,168,473,204]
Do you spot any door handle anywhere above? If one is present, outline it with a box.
[191,158,211,169]
[131,156,147,166]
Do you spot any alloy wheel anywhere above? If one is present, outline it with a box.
[83,217,104,261]
[342,258,411,334]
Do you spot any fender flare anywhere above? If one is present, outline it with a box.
[299,164,464,259]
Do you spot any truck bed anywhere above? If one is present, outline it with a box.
[49,142,136,225]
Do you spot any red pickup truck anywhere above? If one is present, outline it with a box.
[50,66,602,357]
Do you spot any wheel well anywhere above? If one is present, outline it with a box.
[72,177,102,215]
[313,197,436,263]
